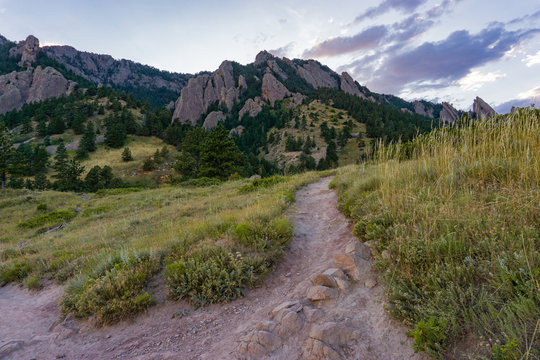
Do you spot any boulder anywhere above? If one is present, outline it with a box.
[303,338,341,360]
[202,111,225,130]
[271,300,302,317]
[306,285,338,301]
[311,274,337,288]
[323,268,346,279]
[334,253,370,282]
[345,241,371,259]
[309,322,362,345]
[261,73,290,106]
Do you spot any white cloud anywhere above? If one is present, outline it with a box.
[523,50,540,67]
[457,71,506,91]
[517,86,540,100]
[0,8,6,14]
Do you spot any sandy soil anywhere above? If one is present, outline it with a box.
[0,177,425,360]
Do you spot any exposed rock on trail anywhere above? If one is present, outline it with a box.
[0,177,424,359]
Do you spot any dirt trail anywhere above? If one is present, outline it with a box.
[0,177,424,360]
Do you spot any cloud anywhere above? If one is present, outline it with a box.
[457,71,506,91]
[353,0,428,23]
[517,85,540,100]
[369,26,540,93]
[0,8,6,14]
[508,9,540,25]
[269,42,295,58]
[302,25,388,58]
[523,50,540,66]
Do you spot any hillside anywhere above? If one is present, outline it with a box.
[331,108,539,358]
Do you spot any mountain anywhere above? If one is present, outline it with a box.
[0,35,193,108]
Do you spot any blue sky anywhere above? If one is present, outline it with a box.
[1,0,539,112]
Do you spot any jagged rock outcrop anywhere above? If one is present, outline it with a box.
[288,93,306,108]
[239,98,263,119]
[412,100,435,118]
[165,101,175,111]
[42,44,190,94]
[19,35,39,67]
[202,111,226,130]
[267,59,288,80]
[230,125,245,136]
[255,50,274,66]
[172,61,243,124]
[296,60,338,89]
[0,66,76,114]
[473,96,497,120]
[339,72,365,99]
[440,102,460,123]
[262,73,290,105]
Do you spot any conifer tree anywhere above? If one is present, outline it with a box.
[0,124,13,189]
[199,125,245,179]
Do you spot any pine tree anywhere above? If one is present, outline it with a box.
[180,126,206,170]
[34,173,48,191]
[199,125,245,179]
[56,159,84,191]
[78,121,96,158]
[121,147,133,162]
[32,145,49,174]
[105,122,126,148]
[53,143,69,177]
[0,124,13,189]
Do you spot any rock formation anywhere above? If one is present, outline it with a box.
[0,66,76,114]
[19,35,40,67]
[296,60,338,89]
[202,111,226,130]
[239,98,263,119]
[42,44,190,93]
[339,72,365,99]
[472,96,497,120]
[412,100,435,118]
[439,102,460,123]
[172,61,243,125]
[261,73,290,105]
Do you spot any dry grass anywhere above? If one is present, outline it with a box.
[332,108,539,358]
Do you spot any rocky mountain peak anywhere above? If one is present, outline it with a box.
[472,96,497,120]
[254,50,275,66]
[7,35,40,68]
[440,102,460,123]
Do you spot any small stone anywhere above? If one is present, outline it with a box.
[271,300,302,317]
[334,277,351,292]
[303,307,324,323]
[345,242,371,259]
[255,320,279,332]
[306,286,339,301]
[303,338,341,360]
[312,274,337,288]
[365,277,377,288]
[323,268,346,279]
[381,250,390,260]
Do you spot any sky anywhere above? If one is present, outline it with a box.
[1,0,539,112]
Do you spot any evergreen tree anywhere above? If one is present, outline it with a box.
[173,151,197,178]
[121,147,133,162]
[199,125,245,179]
[37,119,48,137]
[55,159,84,191]
[53,143,69,177]
[105,121,126,148]
[21,118,33,134]
[180,126,206,171]
[34,173,48,191]
[72,112,85,134]
[0,124,13,189]
[77,122,96,158]
[32,145,49,174]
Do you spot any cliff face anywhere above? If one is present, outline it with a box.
[171,51,370,127]
[42,45,190,93]
[472,96,497,120]
[0,66,76,114]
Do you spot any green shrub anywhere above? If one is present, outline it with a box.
[25,276,42,290]
[0,261,32,283]
[164,247,258,306]
[239,175,286,192]
[95,187,142,196]
[18,210,75,229]
[407,317,447,355]
[36,203,48,212]
[233,217,293,251]
[61,253,159,325]
[492,338,520,360]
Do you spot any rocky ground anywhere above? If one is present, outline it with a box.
[0,177,425,360]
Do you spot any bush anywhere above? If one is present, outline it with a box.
[25,276,42,290]
[142,157,156,171]
[164,247,258,306]
[36,203,48,212]
[61,253,159,325]
[121,147,133,162]
[407,317,447,355]
[239,175,286,192]
[1,261,32,283]
[18,210,76,229]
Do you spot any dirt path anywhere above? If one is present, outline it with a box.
[0,177,424,360]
